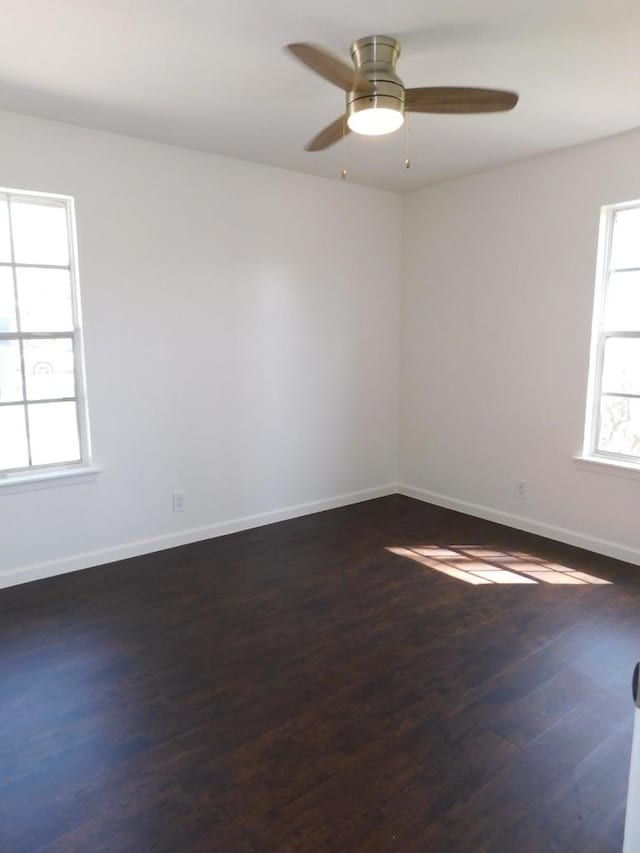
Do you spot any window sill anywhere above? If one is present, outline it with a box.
[0,464,102,496]
[573,455,640,482]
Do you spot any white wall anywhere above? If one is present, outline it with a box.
[4,108,640,589]
[0,110,401,586]
[400,128,640,563]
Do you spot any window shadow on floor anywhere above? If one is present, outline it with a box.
[387,545,611,585]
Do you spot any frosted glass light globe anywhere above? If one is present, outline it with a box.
[347,107,404,136]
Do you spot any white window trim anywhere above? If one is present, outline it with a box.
[0,463,101,496]
[573,453,640,482]
[581,198,640,475]
[0,187,93,479]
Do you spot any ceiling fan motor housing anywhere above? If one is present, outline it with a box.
[347,35,405,122]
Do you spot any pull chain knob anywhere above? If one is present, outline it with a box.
[404,112,411,169]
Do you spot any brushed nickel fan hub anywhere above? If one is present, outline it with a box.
[346,82,405,121]
[347,35,405,127]
[350,35,401,75]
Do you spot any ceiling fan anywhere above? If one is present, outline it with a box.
[286,35,519,151]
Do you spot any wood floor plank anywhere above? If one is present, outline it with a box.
[0,495,638,851]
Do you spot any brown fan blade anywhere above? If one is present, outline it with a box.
[305,116,350,152]
[405,87,518,114]
[287,43,374,93]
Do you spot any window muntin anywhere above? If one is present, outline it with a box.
[0,189,90,476]
[586,201,640,464]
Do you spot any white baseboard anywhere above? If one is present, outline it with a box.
[397,483,640,567]
[6,481,637,591]
[0,484,397,590]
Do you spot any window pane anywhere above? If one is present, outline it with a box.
[10,198,69,266]
[17,267,73,332]
[0,405,29,469]
[604,271,640,331]
[28,401,80,465]
[598,395,640,458]
[0,267,17,332]
[0,196,11,263]
[23,338,75,400]
[0,340,24,402]
[611,208,640,271]
[601,337,640,395]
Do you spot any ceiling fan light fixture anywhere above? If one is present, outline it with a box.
[346,35,405,137]
[286,33,519,152]
[347,106,404,136]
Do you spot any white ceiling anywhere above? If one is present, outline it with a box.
[2,0,640,192]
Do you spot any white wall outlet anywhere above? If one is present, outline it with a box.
[172,490,185,512]
[515,479,527,500]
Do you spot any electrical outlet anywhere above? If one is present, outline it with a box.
[515,480,527,500]
[172,490,185,512]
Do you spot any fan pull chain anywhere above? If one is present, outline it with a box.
[404,111,411,169]
[341,118,348,179]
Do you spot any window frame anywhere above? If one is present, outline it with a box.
[583,198,640,468]
[0,186,92,480]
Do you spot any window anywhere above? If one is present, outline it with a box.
[0,188,91,478]
[584,201,640,465]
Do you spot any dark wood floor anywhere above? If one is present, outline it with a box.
[1,496,639,852]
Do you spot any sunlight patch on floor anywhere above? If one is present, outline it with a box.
[387,545,611,585]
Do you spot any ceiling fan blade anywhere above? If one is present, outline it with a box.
[305,116,350,152]
[287,43,374,93]
[405,87,518,113]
